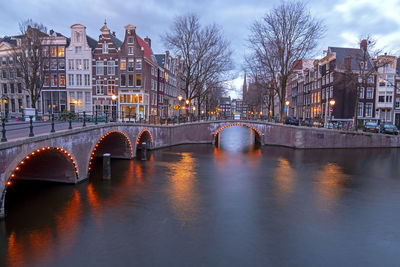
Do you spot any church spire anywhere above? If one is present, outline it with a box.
[243,72,248,100]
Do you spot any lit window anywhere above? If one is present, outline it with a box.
[120,60,126,70]
[60,75,66,86]
[51,47,57,57]
[58,47,64,57]
[107,80,115,95]
[136,74,142,87]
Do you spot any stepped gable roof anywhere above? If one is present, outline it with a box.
[329,46,373,71]
[136,35,156,64]
[155,54,165,67]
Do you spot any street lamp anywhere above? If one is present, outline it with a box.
[177,95,183,121]
[329,99,335,123]
[285,100,290,117]
[111,94,117,121]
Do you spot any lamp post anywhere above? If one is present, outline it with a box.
[185,99,190,121]
[111,94,117,121]
[329,99,335,123]
[285,100,290,117]
[178,95,182,121]
[192,106,196,121]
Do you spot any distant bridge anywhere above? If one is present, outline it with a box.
[1,120,399,218]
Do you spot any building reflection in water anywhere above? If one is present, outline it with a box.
[7,189,82,267]
[273,157,296,205]
[314,163,350,213]
[165,152,199,225]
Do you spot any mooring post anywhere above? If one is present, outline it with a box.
[141,142,147,161]
[103,153,111,180]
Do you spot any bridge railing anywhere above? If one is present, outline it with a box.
[0,111,273,142]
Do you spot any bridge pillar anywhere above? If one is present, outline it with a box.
[103,153,111,180]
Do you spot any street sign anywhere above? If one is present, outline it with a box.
[330,107,333,113]
[173,105,180,110]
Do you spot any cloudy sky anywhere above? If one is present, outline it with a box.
[1,0,400,97]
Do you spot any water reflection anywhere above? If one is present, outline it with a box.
[165,152,200,224]
[273,157,296,205]
[314,163,351,213]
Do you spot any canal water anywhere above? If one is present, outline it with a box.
[1,126,400,266]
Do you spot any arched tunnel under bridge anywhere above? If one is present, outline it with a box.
[213,124,263,148]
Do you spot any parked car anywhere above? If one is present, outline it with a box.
[284,116,299,125]
[380,124,399,135]
[300,119,312,127]
[363,122,380,133]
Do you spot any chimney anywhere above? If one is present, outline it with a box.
[112,31,116,36]
[360,39,367,51]
[144,36,151,48]
[49,29,54,36]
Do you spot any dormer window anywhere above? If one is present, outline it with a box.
[128,37,133,44]
[102,43,109,54]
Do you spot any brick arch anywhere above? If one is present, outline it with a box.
[0,146,79,218]
[136,129,153,145]
[87,130,133,173]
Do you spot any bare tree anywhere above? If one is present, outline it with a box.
[10,19,48,111]
[163,14,233,119]
[248,1,325,122]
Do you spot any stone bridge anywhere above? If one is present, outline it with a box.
[1,120,399,218]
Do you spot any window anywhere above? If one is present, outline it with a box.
[366,87,373,99]
[18,99,23,113]
[1,57,6,65]
[68,74,74,86]
[96,61,104,75]
[330,86,333,98]
[68,59,74,70]
[128,37,133,44]
[379,80,386,87]
[58,47,64,57]
[11,99,15,112]
[136,59,142,70]
[10,83,14,93]
[52,74,58,86]
[60,75,66,86]
[96,80,104,95]
[379,95,385,102]
[17,83,22,93]
[128,61,134,72]
[75,46,82,53]
[2,84,7,94]
[76,74,82,86]
[107,80,115,95]
[9,57,14,65]
[50,59,57,70]
[76,59,82,70]
[120,74,126,87]
[84,59,89,70]
[368,75,374,83]
[75,32,81,42]
[16,69,22,78]
[128,47,134,55]
[51,47,57,57]
[84,74,90,86]
[59,59,65,70]
[107,61,115,75]
[386,95,393,103]
[85,92,91,105]
[102,43,109,53]
[136,74,142,86]
[357,103,364,117]
[120,59,126,70]
[128,74,134,87]
[1,70,6,79]
[359,87,364,99]
[396,98,400,109]
[365,103,373,117]
[9,70,15,79]
[44,75,50,86]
